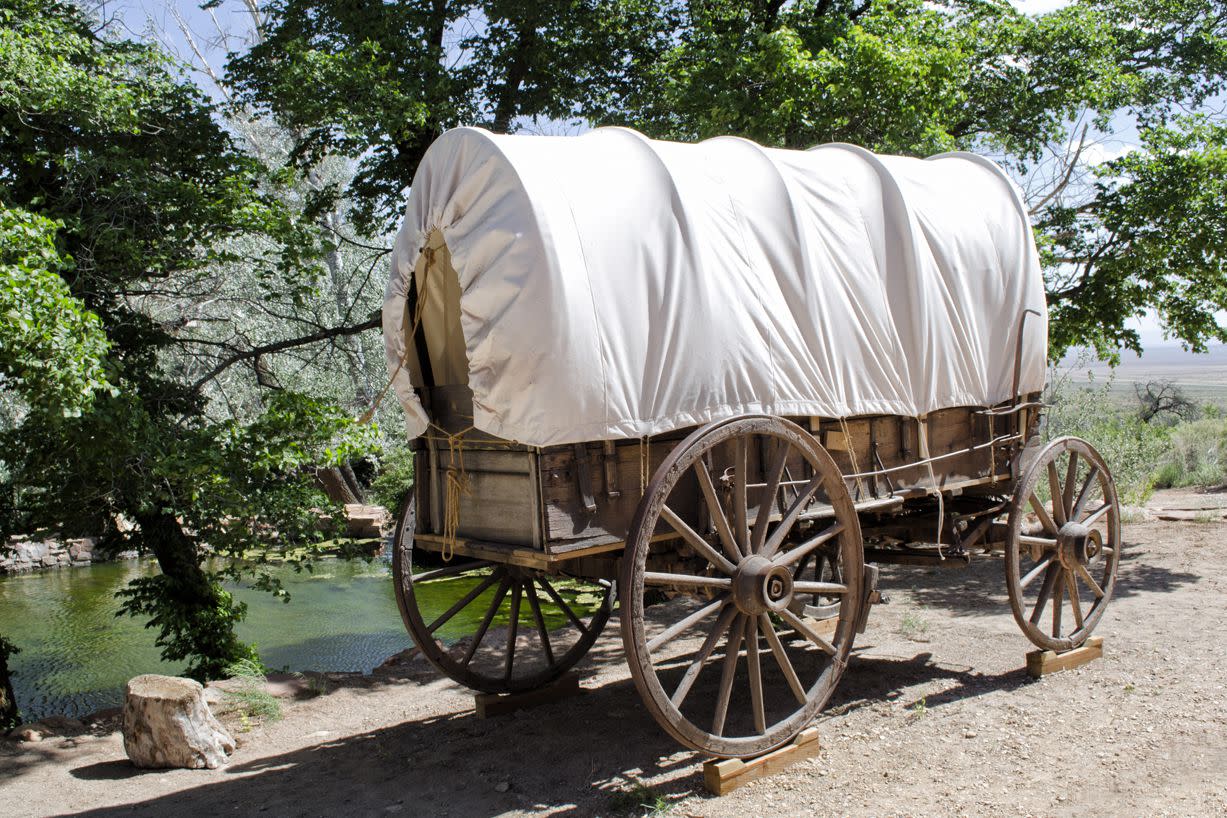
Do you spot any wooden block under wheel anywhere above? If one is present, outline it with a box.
[702,727,821,796]
[474,673,582,718]
[1025,636,1104,679]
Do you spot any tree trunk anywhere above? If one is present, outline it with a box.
[1,636,18,731]
[139,512,213,604]
[133,511,253,680]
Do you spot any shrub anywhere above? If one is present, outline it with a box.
[1044,372,1170,504]
[1151,419,1227,488]
[367,443,415,513]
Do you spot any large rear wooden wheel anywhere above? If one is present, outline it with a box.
[1005,437,1121,652]
[392,497,612,694]
[620,416,864,758]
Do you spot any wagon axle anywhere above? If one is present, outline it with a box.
[731,555,794,615]
[1055,521,1103,571]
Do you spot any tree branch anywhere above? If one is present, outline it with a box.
[1029,124,1090,216]
[190,315,381,393]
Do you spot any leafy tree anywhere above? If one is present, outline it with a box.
[0,0,377,681]
[226,0,676,234]
[598,0,1227,359]
[0,205,111,727]
[232,0,1227,357]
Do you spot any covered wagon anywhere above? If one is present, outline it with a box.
[381,127,1121,758]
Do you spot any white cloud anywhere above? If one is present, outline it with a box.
[1080,142,1140,167]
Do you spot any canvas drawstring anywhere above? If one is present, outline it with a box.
[916,417,945,560]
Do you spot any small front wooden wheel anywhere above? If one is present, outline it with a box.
[620,416,864,758]
[1005,437,1121,652]
[392,497,612,694]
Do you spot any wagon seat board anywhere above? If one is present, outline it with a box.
[381,126,1049,554]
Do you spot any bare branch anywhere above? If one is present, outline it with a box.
[189,315,381,393]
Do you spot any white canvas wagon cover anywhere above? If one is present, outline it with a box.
[383,127,1048,447]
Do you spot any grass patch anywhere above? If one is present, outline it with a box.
[608,781,674,816]
[222,657,282,729]
[898,613,930,642]
[909,697,927,718]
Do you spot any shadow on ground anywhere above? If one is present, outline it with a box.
[877,535,1201,617]
[50,633,1039,818]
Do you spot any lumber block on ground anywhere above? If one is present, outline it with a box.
[473,673,581,718]
[702,727,821,796]
[1026,636,1104,679]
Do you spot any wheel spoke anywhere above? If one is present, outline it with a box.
[1029,563,1059,625]
[671,604,738,708]
[643,571,733,591]
[792,580,849,595]
[1062,451,1079,521]
[712,615,745,737]
[745,616,766,734]
[734,437,749,556]
[1019,556,1054,590]
[425,570,501,634]
[661,506,737,575]
[761,475,825,558]
[537,577,590,636]
[503,581,522,681]
[750,441,790,554]
[413,560,492,583]
[1065,570,1084,630]
[525,581,555,668]
[647,595,728,653]
[461,575,511,665]
[1019,534,1057,551]
[695,458,742,562]
[1075,561,1106,599]
[1051,567,1065,637]
[782,464,799,511]
[1071,467,1100,521]
[778,607,837,656]
[759,613,806,705]
[1030,494,1059,535]
[1082,502,1111,526]
[773,522,844,567]
[1048,461,1067,526]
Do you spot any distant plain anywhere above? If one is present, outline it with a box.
[1059,343,1227,409]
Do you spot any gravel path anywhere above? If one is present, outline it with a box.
[3,509,1225,817]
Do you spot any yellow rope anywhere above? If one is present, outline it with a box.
[432,421,475,562]
[838,417,867,499]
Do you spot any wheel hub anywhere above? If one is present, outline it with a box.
[732,555,794,614]
[1056,521,1099,570]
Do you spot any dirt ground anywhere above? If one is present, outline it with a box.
[3,491,1226,817]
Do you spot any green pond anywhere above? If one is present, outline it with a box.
[0,557,534,722]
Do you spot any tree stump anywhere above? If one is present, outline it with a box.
[122,675,235,769]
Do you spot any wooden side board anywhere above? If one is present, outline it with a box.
[703,727,822,796]
[411,398,1041,561]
